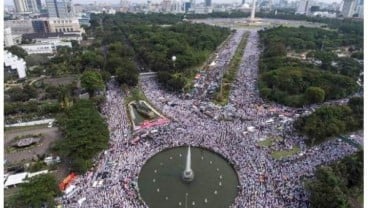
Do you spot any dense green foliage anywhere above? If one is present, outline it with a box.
[4,101,60,116]
[294,97,363,145]
[306,151,363,208]
[260,26,361,53]
[258,26,360,107]
[186,11,249,19]
[6,85,38,102]
[5,45,28,59]
[54,100,109,174]
[6,174,60,208]
[89,13,230,91]
[81,70,105,97]
[259,68,357,107]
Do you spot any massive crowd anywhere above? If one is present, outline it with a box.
[62,30,362,208]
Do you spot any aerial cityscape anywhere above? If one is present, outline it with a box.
[3,0,364,208]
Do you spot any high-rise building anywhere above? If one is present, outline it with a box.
[205,0,211,7]
[46,0,74,18]
[36,0,42,10]
[13,0,39,13]
[295,0,310,15]
[14,0,28,13]
[161,0,172,12]
[341,0,356,17]
[26,0,39,12]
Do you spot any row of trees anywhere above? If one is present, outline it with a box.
[294,97,363,145]
[53,100,109,173]
[306,150,363,208]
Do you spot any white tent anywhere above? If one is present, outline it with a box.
[4,170,49,187]
[4,172,28,187]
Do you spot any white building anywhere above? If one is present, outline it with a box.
[4,51,27,79]
[4,28,14,47]
[4,19,34,35]
[20,41,72,54]
[295,0,310,15]
[311,11,337,18]
[47,18,84,33]
[341,0,356,17]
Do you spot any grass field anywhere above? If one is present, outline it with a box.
[271,147,300,160]
[258,136,283,147]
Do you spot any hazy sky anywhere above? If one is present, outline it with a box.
[4,0,340,6]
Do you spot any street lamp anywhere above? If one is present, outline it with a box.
[172,55,177,68]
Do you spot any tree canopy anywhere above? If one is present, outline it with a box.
[294,97,363,145]
[81,70,105,97]
[6,174,60,208]
[88,13,230,91]
[54,100,109,174]
[258,26,361,107]
[6,45,28,59]
[306,151,363,208]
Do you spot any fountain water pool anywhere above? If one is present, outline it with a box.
[138,146,239,208]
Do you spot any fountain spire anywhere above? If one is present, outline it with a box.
[182,146,194,182]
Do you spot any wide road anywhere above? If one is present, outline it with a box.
[62,29,361,208]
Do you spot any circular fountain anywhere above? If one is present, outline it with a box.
[138,146,239,208]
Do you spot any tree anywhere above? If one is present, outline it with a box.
[305,86,325,104]
[6,45,28,59]
[23,85,38,100]
[81,70,105,97]
[115,60,138,87]
[7,87,28,102]
[313,51,337,70]
[54,100,109,174]
[306,166,349,208]
[6,174,60,208]
[57,85,73,110]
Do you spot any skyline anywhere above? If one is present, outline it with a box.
[4,0,342,7]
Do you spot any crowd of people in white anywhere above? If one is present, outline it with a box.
[62,30,362,208]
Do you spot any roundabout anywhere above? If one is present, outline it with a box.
[138,146,239,208]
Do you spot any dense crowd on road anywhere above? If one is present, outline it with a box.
[62,30,362,208]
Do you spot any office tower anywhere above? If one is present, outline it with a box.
[14,0,27,13]
[341,0,356,17]
[36,0,42,10]
[295,0,310,15]
[205,0,211,7]
[26,0,39,12]
[46,0,74,18]
[13,0,39,13]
